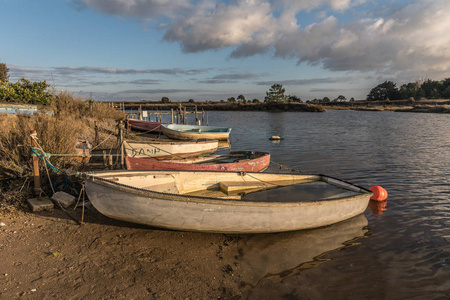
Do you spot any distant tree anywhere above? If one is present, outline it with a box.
[220,99,225,103]
[161,96,170,103]
[227,97,236,103]
[399,82,421,100]
[188,99,195,103]
[350,97,355,102]
[421,79,442,99]
[0,63,9,82]
[322,97,330,103]
[442,78,450,98]
[288,95,302,102]
[367,81,400,101]
[336,95,346,101]
[237,95,246,103]
[265,84,287,103]
[252,99,260,103]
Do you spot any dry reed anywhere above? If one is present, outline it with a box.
[0,92,125,213]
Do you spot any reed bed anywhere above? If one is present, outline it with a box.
[0,92,125,213]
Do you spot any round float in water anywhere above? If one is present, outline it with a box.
[269,136,282,140]
[369,186,388,201]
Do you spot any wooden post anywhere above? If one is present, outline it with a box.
[195,106,199,125]
[94,121,99,146]
[30,130,40,197]
[171,109,174,124]
[103,150,107,168]
[139,105,142,120]
[184,107,187,124]
[108,154,113,170]
[119,120,125,169]
[202,109,205,125]
[207,112,209,125]
[178,103,182,124]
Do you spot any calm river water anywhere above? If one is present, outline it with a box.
[203,110,450,299]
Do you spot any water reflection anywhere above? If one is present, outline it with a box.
[217,140,231,149]
[236,214,369,292]
[368,200,388,215]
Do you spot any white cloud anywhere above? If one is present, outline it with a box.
[75,0,450,81]
[164,0,275,52]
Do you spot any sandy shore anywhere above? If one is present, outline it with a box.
[0,207,243,299]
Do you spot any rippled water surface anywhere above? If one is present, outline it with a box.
[206,110,450,299]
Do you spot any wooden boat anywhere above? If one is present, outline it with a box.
[125,151,270,172]
[161,124,232,141]
[123,139,218,160]
[127,119,167,133]
[84,170,373,233]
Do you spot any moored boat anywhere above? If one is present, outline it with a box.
[127,119,167,133]
[161,124,231,141]
[123,139,218,160]
[84,170,373,233]
[125,151,270,172]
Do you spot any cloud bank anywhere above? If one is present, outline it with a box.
[74,0,450,81]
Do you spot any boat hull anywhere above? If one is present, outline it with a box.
[128,119,167,133]
[125,151,270,172]
[123,139,218,160]
[162,124,231,141]
[84,171,372,233]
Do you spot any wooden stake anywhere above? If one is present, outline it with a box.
[30,130,40,197]
[118,120,125,169]
[195,106,199,125]
[94,121,99,146]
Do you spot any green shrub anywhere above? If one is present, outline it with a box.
[0,78,52,105]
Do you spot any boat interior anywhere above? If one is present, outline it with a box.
[94,171,366,202]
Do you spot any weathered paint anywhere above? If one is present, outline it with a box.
[123,139,218,159]
[162,124,231,141]
[125,151,270,172]
[84,170,372,233]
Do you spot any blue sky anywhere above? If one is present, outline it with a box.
[1,0,449,102]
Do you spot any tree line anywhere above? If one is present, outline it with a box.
[2,61,450,104]
[366,78,450,101]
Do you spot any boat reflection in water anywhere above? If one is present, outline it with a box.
[218,139,231,149]
[368,200,388,215]
[236,214,369,291]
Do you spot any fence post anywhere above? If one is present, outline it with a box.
[118,120,125,169]
[30,130,40,197]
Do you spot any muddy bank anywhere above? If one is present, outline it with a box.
[0,207,243,299]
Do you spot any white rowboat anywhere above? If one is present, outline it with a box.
[84,170,372,233]
[123,139,218,160]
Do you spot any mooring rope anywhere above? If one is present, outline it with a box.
[269,160,304,173]
[30,134,86,224]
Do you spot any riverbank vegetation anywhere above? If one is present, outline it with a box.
[0,90,124,214]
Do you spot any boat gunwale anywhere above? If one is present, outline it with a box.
[84,171,372,207]
[163,124,232,133]
[124,139,219,145]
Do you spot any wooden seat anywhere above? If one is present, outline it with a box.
[219,181,272,193]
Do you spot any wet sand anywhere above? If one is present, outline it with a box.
[0,207,243,299]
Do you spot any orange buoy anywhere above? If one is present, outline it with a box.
[369,186,388,201]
